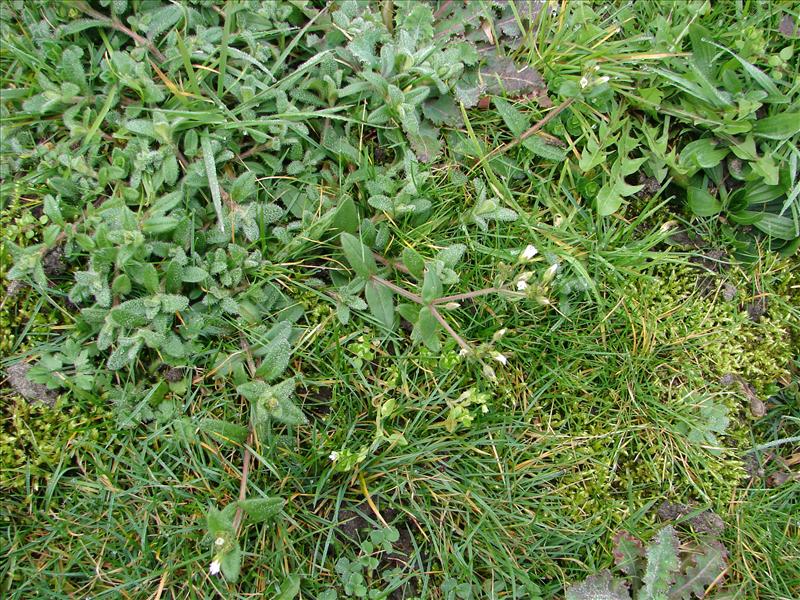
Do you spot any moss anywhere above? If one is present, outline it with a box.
[0,394,113,492]
[631,263,795,395]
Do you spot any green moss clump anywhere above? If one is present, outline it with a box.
[632,263,796,395]
[0,395,112,492]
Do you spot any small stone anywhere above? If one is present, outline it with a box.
[6,362,58,407]
[722,284,737,301]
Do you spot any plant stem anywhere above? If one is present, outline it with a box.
[434,286,502,305]
[371,275,423,304]
[429,305,472,353]
[231,431,253,533]
[482,97,575,163]
[373,252,411,275]
[76,2,167,62]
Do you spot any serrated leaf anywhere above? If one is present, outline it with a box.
[422,96,462,126]
[641,526,680,600]
[566,570,630,600]
[669,543,727,600]
[613,531,645,578]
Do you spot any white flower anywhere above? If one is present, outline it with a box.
[209,560,221,576]
[214,537,225,547]
[492,328,507,342]
[596,76,610,85]
[459,347,471,357]
[493,353,508,366]
[543,263,559,283]
[329,451,339,462]
[481,405,489,414]
[521,245,538,260]
[516,279,528,291]
[579,76,589,88]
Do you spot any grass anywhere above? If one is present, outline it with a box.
[1,0,799,598]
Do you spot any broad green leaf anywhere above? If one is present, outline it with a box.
[522,136,568,162]
[752,212,798,240]
[230,171,257,203]
[412,306,440,352]
[596,183,623,216]
[753,113,800,139]
[494,97,528,137]
[340,233,377,278]
[332,195,359,233]
[237,497,285,523]
[687,186,723,217]
[220,543,242,582]
[206,505,234,537]
[421,265,443,303]
[365,279,395,329]
[275,574,302,600]
[401,247,425,280]
[255,335,292,382]
[200,418,249,445]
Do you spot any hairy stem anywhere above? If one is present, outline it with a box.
[434,286,502,305]
[76,2,167,62]
[371,275,423,304]
[429,305,472,353]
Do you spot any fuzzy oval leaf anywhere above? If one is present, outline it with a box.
[200,418,249,445]
[237,497,285,523]
[340,232,377,278]
[365,279,395,329]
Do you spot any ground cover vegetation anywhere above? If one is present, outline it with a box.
[0,0,798,598]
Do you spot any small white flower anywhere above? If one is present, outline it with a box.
[492,328,507,342]
[481,404,489,414]
[521,245,538,260]
[214,537,225,547]
[579,76,589,88]
[329,451,339,462]
[459,347,471,357]
[596,76,610,85]
[493,353,508,366]
[543,263,559,283]
[516,279,528,291]
[209,560,221,576]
